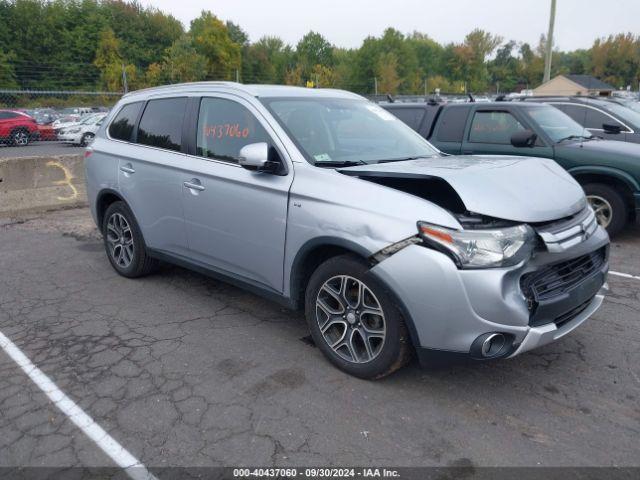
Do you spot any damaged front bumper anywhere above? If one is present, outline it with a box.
[369,223,609,367]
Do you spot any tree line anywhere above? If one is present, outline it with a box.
[1,0,639,95]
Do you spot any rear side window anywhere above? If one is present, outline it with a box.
[108,102,142,141]
[436,106,470,142]
[468,111,526,144]
[555,104,626,131]
[197,97,271,163]
[137,98,187,152]
[386,108,425,130]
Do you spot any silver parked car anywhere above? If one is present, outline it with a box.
[85,83,609,379]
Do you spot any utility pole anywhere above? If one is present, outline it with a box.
[424,78,428,97]
[121,64,128,94]
[235,69,240,83]
[374,77,378,95]
[543,0,557,83]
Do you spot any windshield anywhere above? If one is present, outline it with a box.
[80,114,103,125]
[603,102,640,128]
[261,97,439,165]
[524,105,592,143]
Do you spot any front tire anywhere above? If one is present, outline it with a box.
[102,201,159,278]
[583,183,627,237]
[305,255,411,379]
[80,132,94,147]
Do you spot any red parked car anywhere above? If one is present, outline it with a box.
[0,110,39,146]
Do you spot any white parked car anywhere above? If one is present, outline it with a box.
[58,113,106,146]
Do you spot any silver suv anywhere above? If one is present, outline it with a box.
[85,83,609,379]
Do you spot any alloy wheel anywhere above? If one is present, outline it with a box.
[315,275,386,364]
[587,195,613,228]
[13,131,29,146]
[106,213,135,268]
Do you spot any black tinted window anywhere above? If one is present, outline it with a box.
[197,98,270,163]
[137,98,187,152]
[556,104,624,131]
[109,102,142,141]
[386,108,425,130]
[436,106,471,142]
[469,111,525,144]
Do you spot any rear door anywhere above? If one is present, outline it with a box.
[180,94,293,292]
[552,103,632,142]
[114,98,190,256]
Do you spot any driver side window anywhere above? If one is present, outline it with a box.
[469,111,526,144]
[197,98,271,164]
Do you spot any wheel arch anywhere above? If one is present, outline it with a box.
[288,237,421,350]
[95,188,127,227]
[289,237,371,310]
[568,166,638,218]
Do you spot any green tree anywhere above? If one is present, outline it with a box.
[463,29,503,91]
[190,11,241,79]
[591,33,640,88]
[162,34,208,83]
[94,28,126,91]
[0,50,18,89]
[296,31,334,78]
[489,41,520,92]
[243,36,293,83]
[376,52,401,94]
[226,20,249,46]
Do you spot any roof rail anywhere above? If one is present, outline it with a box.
[123,81,242,97]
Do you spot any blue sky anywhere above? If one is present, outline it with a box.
[140,0,640,51]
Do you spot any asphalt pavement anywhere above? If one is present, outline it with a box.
[0,141,84,158]
[0,208,638,474]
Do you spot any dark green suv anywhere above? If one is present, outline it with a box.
[383,101,640,236]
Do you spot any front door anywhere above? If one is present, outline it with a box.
[461,108,554,158]
[180,95,293,293]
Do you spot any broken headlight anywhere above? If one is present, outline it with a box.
[417,222,535,269]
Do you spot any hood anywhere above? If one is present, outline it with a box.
[339,156,586,223]
[556,138,640,157]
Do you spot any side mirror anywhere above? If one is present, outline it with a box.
[238,142,278,173]
[602,123,622,134]
[510,130,538,148]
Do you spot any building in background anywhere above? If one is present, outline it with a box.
[533,75,615,97]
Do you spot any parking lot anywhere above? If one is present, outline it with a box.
[0,205,639,474]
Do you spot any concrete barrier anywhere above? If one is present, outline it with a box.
[0,154,87,216]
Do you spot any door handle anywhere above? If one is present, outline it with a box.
[462,150,473,155]
[120,164,135,174]
[183,180,205,191]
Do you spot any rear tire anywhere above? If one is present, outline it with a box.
[11,129,30,147]
[102,201,159,278]
[305,254,412,379]
[583,183,627,237]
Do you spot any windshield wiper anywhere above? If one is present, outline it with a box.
[377,154,439,164]
[314,160,366,168]
[557,135,595,144]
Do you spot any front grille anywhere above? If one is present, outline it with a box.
[520,248,606,303]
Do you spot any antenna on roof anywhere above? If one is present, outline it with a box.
[386,93,395,103]
[467,93,475,103]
